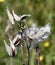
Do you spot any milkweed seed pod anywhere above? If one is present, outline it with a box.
[12,10,31,22]
[4,39,17,56]
[26,23,51,49]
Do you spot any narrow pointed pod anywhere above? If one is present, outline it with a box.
[6,8,15,24]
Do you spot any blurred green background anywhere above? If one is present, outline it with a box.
[0,0,55,65]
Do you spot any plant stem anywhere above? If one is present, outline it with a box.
[37,50,40,65]
[20,36,24,65]
[10,57,13,65]
[36,46,40,65]
[27,48,30,65]
[28,49,36,65]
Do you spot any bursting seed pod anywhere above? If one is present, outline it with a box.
[4,39,17,56]
[12,10,31,22]
[6,8,15,24]
[26,23,51,49]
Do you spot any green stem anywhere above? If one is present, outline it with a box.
[28,49,36,65]
[10,57,13,65]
